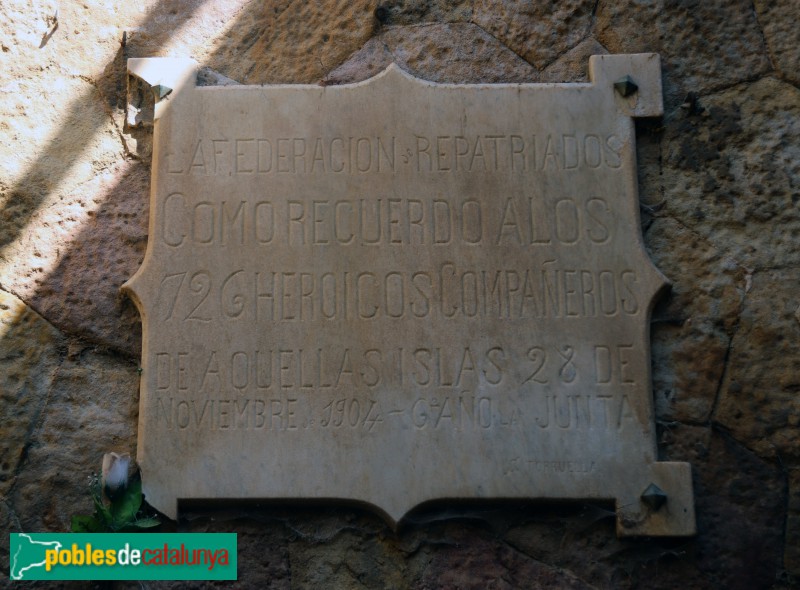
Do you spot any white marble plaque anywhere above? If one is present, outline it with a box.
[123,54,695,536]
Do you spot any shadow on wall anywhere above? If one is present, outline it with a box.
[0,0,269,528]
[0,0,383,532]
[0,0,213,358]
[0,0,382,357]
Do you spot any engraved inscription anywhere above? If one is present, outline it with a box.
[166,133,622,176]
[153,392,637,433]
[149,343,638,396]
[154,267,639,322]
[125,57,695,535]
[160,195,615,248]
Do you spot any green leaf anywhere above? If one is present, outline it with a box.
[91,489,112,527]
[71,514,102,533]
[131,517,161,529]
[110,477,143,528]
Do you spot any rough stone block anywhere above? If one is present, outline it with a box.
[0,290,64,495]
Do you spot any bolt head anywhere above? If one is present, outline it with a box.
[151,84,172,101]
[641,483,668,511]
[614,75,639,98]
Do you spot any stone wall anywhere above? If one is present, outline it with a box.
[1,1,797,587]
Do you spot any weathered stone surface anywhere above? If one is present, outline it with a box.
[0,75,125,255]
[503,505,615,585]
[504,425,786,589]
[0,0,254,171]
[114,1,256,61]
[381,23,538,83]
[9,349,139,532]
[203,0,377,84]
[595,0,772,107]
[0,0,59,54]
[661,425,786,590]
[787,469,800,575]
[141,512,293,590]
[0,0,126,90]
[0,0,258,357]
[373,0,473,26]
[325,23,538,85]
[651,318,729,425]
[754,0,800,87]
[505,501,707,589]
[714,269,800,464]
[473,0,595,70]
[115,529,290,589]
[0,500,17,577]
[508,424,785,589]
[259,508,595,588]
[661,77,800,270]
[289,528,409,588]
[646,218,746,424]
[322,37,396,86]
[0,0,141,356]
[416,526,593,589]
[540,38,608,83]
[1,160,149,355]
[0,290,64,495]
[196,67,241,87]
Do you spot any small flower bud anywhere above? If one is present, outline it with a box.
[101,452,131,499]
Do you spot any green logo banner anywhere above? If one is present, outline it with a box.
[9,533,237,581]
